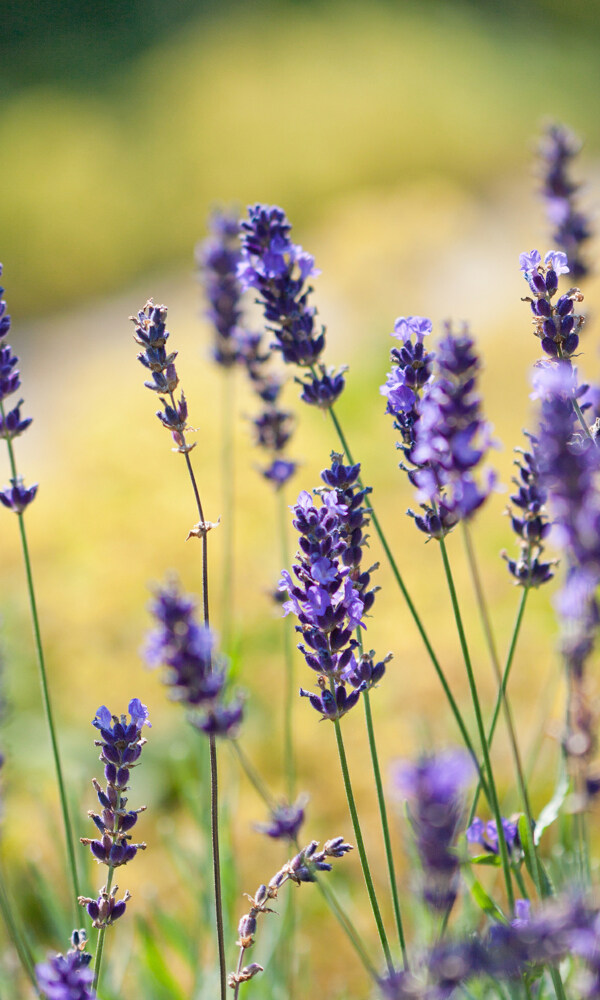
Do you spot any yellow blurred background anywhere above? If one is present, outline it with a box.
[1,0,600,995]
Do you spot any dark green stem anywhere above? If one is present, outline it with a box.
[331,710,394,974]
[362,687,408,967]
[1,402,80,919]
[437,533,514,910]
[278,488,296,800]
[92,866,115,994]
[322,396,487,800]
[462,525,543,898]
[468,587,529,825]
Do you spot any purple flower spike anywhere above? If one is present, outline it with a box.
[146,577,244,736]
[503,430,556,588]
[394,749,474,914]
[196,207,245,368]
[78,884,131,929]
[520,250,585,362]
[538,123,591,281]
[238,204,326,369]
[36,951,96,1000]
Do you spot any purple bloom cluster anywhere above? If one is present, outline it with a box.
[80,700,150,868]
[520,249,585,360]
[539,123,591,281]
[381,316,435,466]
[145,578,243,736]
[78,884,131,929]
[36,949,95,1000]
[255,796,307,841]
[466,815,521,857]
[0,265,37,515]
[410,326,494,534]
[238,205,324,367]
[196,208,245,368]
[282,455,385,720]
[503,431,555,587]
[131,301,195,455]
[394,749,473,913]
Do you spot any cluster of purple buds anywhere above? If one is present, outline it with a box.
[394,749,473,914]
[80,699,149,868]
[520,250,584,360]
[296,363,346,409]
[503,431,556,587]
[466,816,521,858]
[254,795,307,841]
[381,316,435,467]
[36,932,95,1000]
[229,838,352,992]
[0,265,37,515]
[145,577,243,737]
[132,301,195,455]
[281,459,372,720]
[538,123,590,281]
[78,884,131,929]
[410,325,494,534]
[196,208,245,368]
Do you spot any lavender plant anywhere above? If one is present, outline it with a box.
[5,119,600,1000]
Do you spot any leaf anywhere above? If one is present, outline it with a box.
[535,766,570,845]
[136,915,188,1000]
[469,852,501,867]
[517,814,554,897]
[462,863,507,923]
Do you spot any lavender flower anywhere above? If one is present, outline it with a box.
[282,455,380,720]
[196,207,244,367]
[238,204,325,368]
[520,249,584,360]
[297,364,347,409]
[394,749,473,913]
[80,700,149,868]
[539,123,591,281]
[145,577,243,737]
[255,796,307,841]
[503,431,556,587]
[36,950,95,1000]
[229,838,352,993]
[0,266,37,511]
[411,326,494,532]
[0,476,38,513]
[262,457,297,489]
[78,884,131,929]
[466,816,521,857]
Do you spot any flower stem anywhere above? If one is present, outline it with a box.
[0,865,38,992]
[1,401,80,920]
[462,524,543,899]
[323,398,488,799]
[468,588,529,826]
[92,866,114,994]
[331,709,395,975]
[278,488,296,800]
[220,369,235,650]
[437,532,515,911]
[171,397,227,1000]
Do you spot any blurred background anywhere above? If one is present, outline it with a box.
[1,0,600,996]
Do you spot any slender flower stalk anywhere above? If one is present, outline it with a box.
[0,266,80,919]
[131,301,231,1000]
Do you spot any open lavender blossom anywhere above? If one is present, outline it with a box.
[145,577,243,736]
[394,749,473,913]
[36,949,95,1000]
[196,207,245,367]
[539,123,591,281]
[238,205,334,395]
[466,816,521,857]
[80,700,149,868]
[410,325,494,533]
[520,249,584,360]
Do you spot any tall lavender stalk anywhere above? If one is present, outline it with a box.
[131,301,232,1000]
[0,265,81,919]
[538,123,591,282]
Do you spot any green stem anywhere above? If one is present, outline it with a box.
[322,397,487,800]
[571,396,594,441]
[92,866,114,994]
[278,488,296,801]
[468,588,529,826]
[230,740,377,980]
[220,369,235,651]
[1,402,80,919]
[462,525,543,899]
[437,533,514,910]
[331,711,394,974]
[0,869,38,992]
[362,686,408,967]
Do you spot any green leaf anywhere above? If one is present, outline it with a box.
[535,766,570,845]
[470,852,501,867]
[462,863,507,923]
[136,916,188,1000]
[517,815,554,897]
